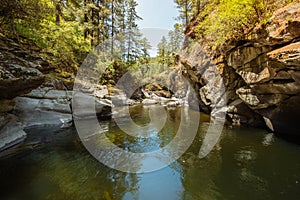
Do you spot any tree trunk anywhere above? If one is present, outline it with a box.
[196,0,200,14]
[91,5,95,46]
[111,0,115,55]
[185,0,188,28]
[84,0,89,39]
[96,0,100,45]
[56,3,61,25]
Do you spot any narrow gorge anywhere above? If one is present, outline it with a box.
[1,1,300,199]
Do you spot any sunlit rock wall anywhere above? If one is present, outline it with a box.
[179,3,300,139]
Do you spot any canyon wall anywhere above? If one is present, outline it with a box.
[179,3,300,139]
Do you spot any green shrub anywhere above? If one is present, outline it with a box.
[195,0,297,50]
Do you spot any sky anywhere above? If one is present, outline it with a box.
[136,0,178,30]
[136,0,179,56]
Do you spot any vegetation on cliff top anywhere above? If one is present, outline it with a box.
[175,0,297,50]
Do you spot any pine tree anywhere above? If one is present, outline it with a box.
[175,0,192,28]
[125,0,142,62]
[157,36,168,66]
[191,0,201,16]
[167,29,183,55]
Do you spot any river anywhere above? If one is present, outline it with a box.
[0,105,300,200]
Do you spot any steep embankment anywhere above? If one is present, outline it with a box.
[0,36,72,152]
[179,3,300,139]
[0,35,115,154]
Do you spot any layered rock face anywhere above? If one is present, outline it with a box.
[179,3,300,139]
[0,37,46,99]
[0,37,113,153]
[0,37,47,151]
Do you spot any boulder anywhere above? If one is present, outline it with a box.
[0,99,15,113]
[72,92,112,119]
[166,101,180,108]
[268,42,300,69]
[0,114,26,151]
[142,99,158,105]
[227,46,271,69]
[94,85,109,98]
[0,64,45,99]
[252,2,300,46]
[14,96,73,129]
[257,96,300,138]
[110,94,138,106]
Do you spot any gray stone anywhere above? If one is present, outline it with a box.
[44,90,72,100]
[0,115,26,151]
[228,46,270,69]
[110,94,132,106]
[0,99,15,113]
[94,85,109,98]
[236,67,272,85]
[263,117,274,132]
[166,101,180,108]
[72,92,112,119]
[250,82,300,95]
[23,88,48,99]
[0,64,45,99]
[142,99,158,105]
[177,2,300,139]
[15,97,73,128]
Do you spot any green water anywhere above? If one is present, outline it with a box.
[1,105,300,200]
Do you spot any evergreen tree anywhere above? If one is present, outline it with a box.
[138,37,152,65]
[175,0,192,28]
[0,0,153,82]
[124,0,142,62]
[167,29,183,55]
[157,36,168,66]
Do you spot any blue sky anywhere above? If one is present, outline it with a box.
[136,0,178,30]
[136,0,179,56]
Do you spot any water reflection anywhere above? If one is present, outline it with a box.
[76,104,200,173]
[0,106,300,199]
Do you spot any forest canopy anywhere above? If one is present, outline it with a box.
[0,0,152,83]
[1,0,295,82]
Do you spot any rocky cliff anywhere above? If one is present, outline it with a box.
[0,36,114,155]
[179,3,300,139]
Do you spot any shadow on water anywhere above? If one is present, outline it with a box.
[0,105,300,199]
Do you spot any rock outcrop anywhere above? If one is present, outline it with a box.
[179,2,300,139]
[0,64,45,99]
[0,85,113,153]
[0,36,112,154]
[0,37,47,99]
[0,37,47,152]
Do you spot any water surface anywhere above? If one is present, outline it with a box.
[0,105,300,200]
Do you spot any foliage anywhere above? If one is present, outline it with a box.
[37,19,90,72]
[0,0,46,31]
[0,0,152,84]
[174,0,297,50]
[174,0,204,29]
[193,0,297,49]
[156,29,184,67]
[198,0,261,47]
